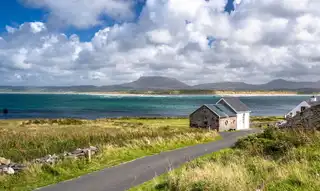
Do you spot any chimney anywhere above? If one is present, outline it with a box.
[310,96,317,102]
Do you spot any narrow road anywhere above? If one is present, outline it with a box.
[36,129,260,191]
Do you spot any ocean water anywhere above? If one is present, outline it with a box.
[0,93,311,119]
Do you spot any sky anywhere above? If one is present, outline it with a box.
[0,0,320,86]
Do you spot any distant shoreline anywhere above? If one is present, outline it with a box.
[0,91,318,97]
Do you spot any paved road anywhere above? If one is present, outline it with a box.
[36,129,260,191]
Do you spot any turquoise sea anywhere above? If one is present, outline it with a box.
[0,93,311,119]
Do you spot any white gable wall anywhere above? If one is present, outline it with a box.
[285,101,310,118]
[236,112,250,130]
[244,112,250,129]
[236,113,244,130]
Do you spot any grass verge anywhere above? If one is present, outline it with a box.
[130,127,320,191]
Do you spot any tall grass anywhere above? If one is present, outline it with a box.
[132,128,320,191]
[0,118,219,191]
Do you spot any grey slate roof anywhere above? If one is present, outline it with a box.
[217,97,250,112]
[215,104,237,117]
[306,96,320,106]
[204,104,236,118]
[307,101,320,107]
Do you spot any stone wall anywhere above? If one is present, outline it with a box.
[0,157,26,175]
[0,146,98,175]
[283,104,320,129]
[190,106,219,131]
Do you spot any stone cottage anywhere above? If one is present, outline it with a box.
[189,97,251,131]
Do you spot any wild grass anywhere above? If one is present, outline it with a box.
[251,116,285,128]
[0,118,219,191]
[131,127,320,191]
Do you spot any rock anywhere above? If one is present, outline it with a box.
[66,154,78,159]
[0,157,11,165]
[275,120,287,128]
[72,148,83,155]
[3,167,15,175]
[89,146,98,151]
[10,164,27,172]
[45,154,59,164]
[284,105,320,129]
[0,164,7,169]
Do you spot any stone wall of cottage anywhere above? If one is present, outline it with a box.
[190,106,219,131]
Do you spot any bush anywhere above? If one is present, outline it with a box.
[21,118,85,126]
[235,127,318,158]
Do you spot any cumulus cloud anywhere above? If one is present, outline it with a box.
[1,0,320,85]
[22,0,136,28]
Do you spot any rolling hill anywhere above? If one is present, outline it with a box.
[1,77,320,93]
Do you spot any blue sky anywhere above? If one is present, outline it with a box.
[0,0,235,41]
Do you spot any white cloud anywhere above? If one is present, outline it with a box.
[2,0,320,85]
[147,29,173,44]
[22,0,136,28]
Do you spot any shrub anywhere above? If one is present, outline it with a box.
[235,127,319,158]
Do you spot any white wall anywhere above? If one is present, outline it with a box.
[244,112,250,129]
[285,101,310,118]
[236,113,244,130]
[236,112,250,130]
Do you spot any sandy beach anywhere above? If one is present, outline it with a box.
[0,91,318,97]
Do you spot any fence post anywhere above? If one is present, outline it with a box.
[86,150,91,162]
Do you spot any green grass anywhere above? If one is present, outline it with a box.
[251,116,285,128]
[0,118,220,191]
[130,127,320,191]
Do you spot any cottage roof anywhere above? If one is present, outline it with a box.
[204,104,236,118]
[306,96,320,106]
[215,104,237,117]
[204,105,228,118]
[216,97,250,112]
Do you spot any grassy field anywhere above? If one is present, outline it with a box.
[0,116,283,191]
[131,127,320,191]
[0,118,220,191]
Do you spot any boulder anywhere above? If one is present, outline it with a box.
[3,167,15,175]
[89,146,98,152]
[72,148,84,155]
[0,157,11,165]
[10,163,27,172]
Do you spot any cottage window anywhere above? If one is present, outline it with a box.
[301,106,306,112]
[225,121,228,126]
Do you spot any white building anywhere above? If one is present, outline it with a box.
[216,97,251,130]
[285,96,320,119]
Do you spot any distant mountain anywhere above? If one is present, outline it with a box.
[1,77,320,93]
[101,76,190,90]
[193,79,320,91]
[258,79,316,90]
[192,82,257,90]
